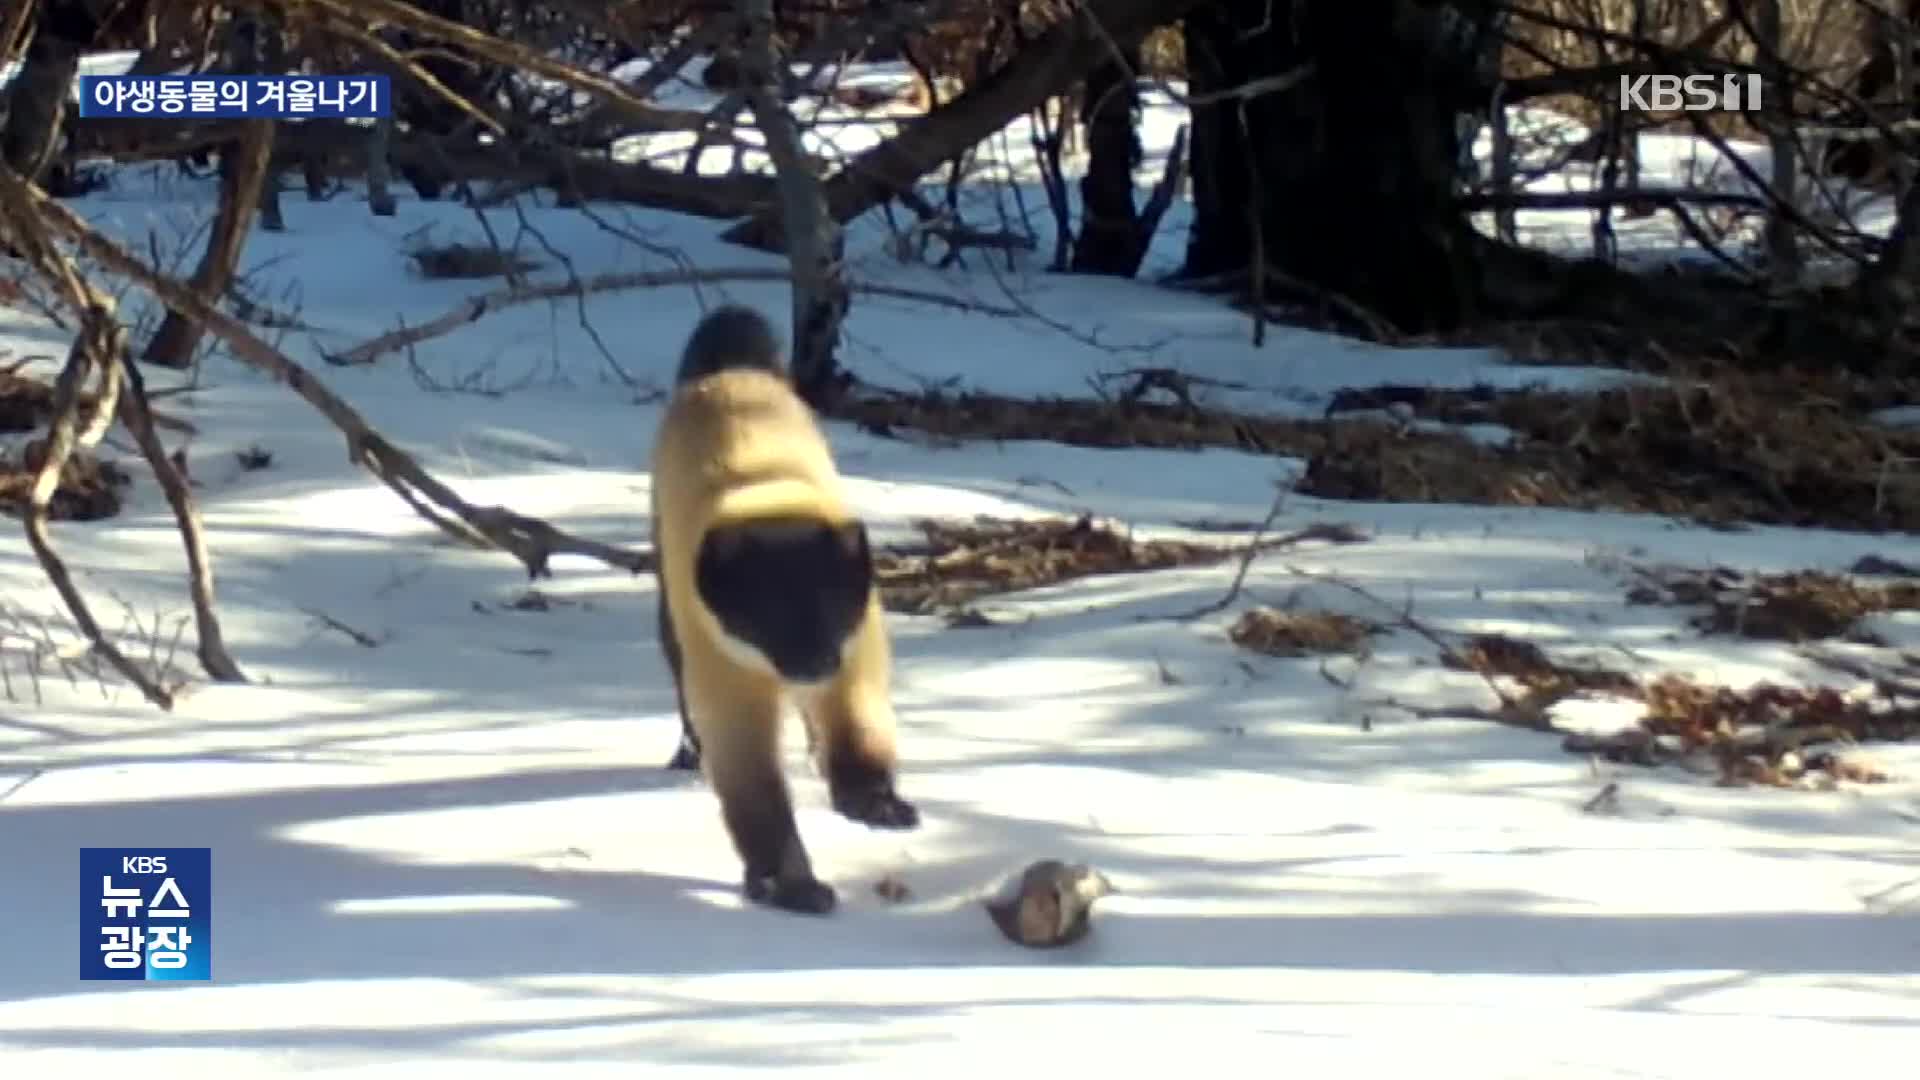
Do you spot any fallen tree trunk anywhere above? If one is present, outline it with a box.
[64,118,778,222]
[373,136,776,220]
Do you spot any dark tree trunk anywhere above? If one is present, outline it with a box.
[304,154,329,200]
[1859,167,1920,343]
[141,118,276,369]
[230,12,288,233]
[1180,0,1498,334]
[1177,2,1243,284]
[366,115,398,215]
[1821,0,1918,186]
[739,0,848,408]
[1851,4,1920,316]
[1070,44,1145,275]
[726,0,1199,250]
[1,2,95,187]
[390,0,499,201]
[143,8,280,368]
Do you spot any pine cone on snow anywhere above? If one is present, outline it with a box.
[984,860,1115,949]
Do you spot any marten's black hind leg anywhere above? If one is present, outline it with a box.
[689,658,836,915]
[800,610,919,832]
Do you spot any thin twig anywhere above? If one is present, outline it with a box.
[1173,485,1289,619]
[299,607,386,648]
[325,267,1024,367]
[1283,565,1538,724]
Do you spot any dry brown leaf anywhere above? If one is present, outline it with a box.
[1229,607,1383,658]
[875,514,1360,614]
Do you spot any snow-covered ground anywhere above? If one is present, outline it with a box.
[1,57,1917,1077]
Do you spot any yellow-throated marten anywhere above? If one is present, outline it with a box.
[650,305,918,915]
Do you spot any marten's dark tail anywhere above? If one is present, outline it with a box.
[676,305,785,384]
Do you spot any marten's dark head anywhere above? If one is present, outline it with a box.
[677,305,785,385]
[694,516,873,685]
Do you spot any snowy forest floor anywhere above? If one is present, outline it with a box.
[1,64,1918,1075]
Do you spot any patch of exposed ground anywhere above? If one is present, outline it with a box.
[1620,564,1920,644]
[0,442,128,522]
[0,368,54,434]
[405,242,542,279]
[1419,629,1907,789]
[876,515,1920,789]
[0,369,131,522]
[831,366,1920,532]
[1229,606,1384,658]
[1565,676,1908,788]
[872,513,1366,614]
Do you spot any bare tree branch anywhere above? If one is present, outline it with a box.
[0,164,652,581]
[257,0,713,134]
[326,267,1025,368]
[730,0,1204,241]
[114,337,248,683]
[17,306,177,710]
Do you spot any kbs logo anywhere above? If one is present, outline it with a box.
[1619,73,1763,112]
[79,847,212,982]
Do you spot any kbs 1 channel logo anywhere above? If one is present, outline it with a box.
[79,848,212,982]
[76,74,391,120]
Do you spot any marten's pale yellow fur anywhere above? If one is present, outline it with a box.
[649,306,917,915]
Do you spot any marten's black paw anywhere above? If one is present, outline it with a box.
[832,783,920,831]
[664,738,702,771]
[745,873,837,915]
